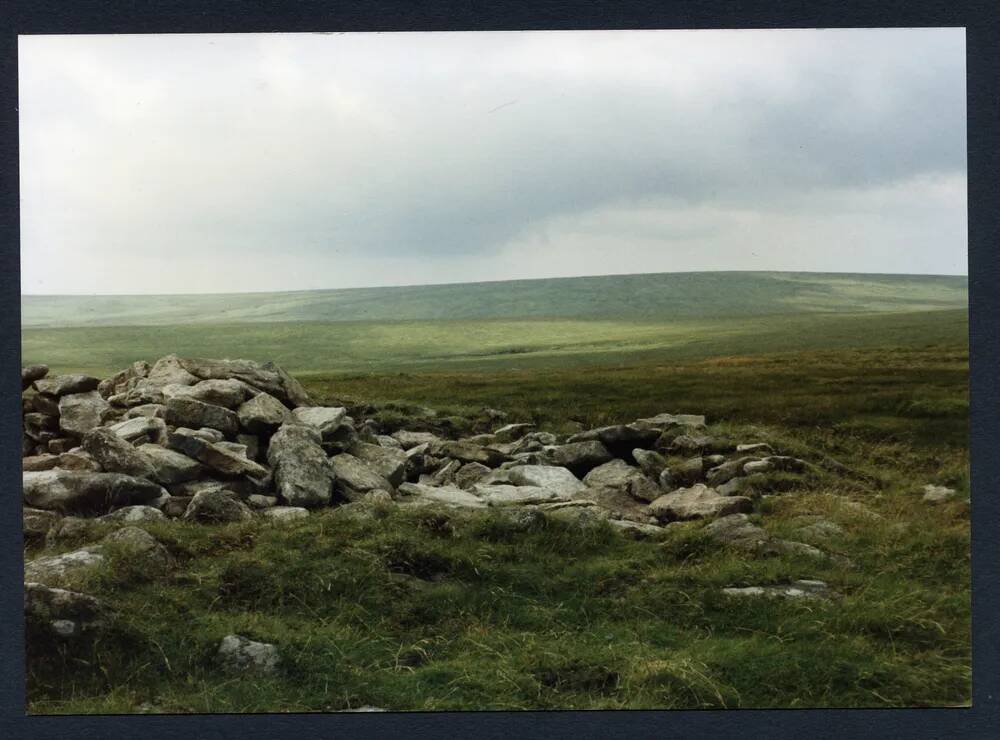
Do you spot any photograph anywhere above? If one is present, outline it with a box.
[18,28,969,713]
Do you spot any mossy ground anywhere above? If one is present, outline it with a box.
[25,343,969,713]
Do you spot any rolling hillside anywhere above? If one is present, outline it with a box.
[21,271,968,328]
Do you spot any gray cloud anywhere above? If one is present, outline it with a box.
[19,29,966,294]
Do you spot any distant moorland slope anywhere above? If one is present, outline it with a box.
[21,271,968,328]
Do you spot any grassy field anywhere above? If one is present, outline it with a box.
[22,272,970,712]
[22,308,968,377]
[21,271,968,328]
[26,342,970,712]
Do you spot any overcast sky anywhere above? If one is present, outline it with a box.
[19,29,967,295]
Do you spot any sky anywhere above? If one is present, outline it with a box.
[18,29,967,295]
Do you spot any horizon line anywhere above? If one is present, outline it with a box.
[19,267,970,299]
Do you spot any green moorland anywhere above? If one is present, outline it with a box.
[26,343,970,712]
[21,308,967,377]
[23,273,970,712]
[21,270,968,328]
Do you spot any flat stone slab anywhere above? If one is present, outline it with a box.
[472,484,569,506]
[648,483,752,522]
[503,465,587,496]
[722,580,833,600]
[397,482,486,509]
[922,484,957,504]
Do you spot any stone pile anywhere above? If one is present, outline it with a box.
[21,355,824,544]
[23,355,848,648]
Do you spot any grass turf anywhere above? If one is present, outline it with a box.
[25,340,970,712]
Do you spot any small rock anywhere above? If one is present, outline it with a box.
[23,507,62,545]
[262,506,309,522]
[632,448,668,478]
[237,392,292,435]
[168,430,270,481]
[164,397,239,436]
[100,505,168,523]
[246,494,278,509]
[606,518,665,539]
[493,423,536,442]
[182,490,253,523]
[162,378,251,409]
[24,548,105,585]
[108,416,169,445]
[349,441,408,487]
[22,364,50,390]
[391,430,440,450]
[454,461,493,489]
[267,424,335,507]
[736,443,774,455]
[634,412,706,430]
[100,526,173,572]
[82,427,157,479]
[44,516,97,548]
[429,458,463,485]
[217,635,280,675]
[58,391,113,438]
[291,406,348,439]
[648,484,752,522]
[123,403,166,419]
[922,484,957,504]
[331,453,394,501]
[139,444,205,485]
[24,582,107,639]
[473,484,567,506]
[397,482,486,509]
[543,440,613,476]
[428,440,507,468]
[584,459,661,502]
[24,412,59,443]
[705,456,759,486]
[22,454,60,472]
[23,470,166,514]
[664,456,704,488]
[722,579,832,600]
[567,424,660,455]
[716,477,749,496]
[34,374,100,397]
[504,464,587,497]
[161,496,193,518]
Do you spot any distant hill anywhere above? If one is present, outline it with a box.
[21,271,968,328]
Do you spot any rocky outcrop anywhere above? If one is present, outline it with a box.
[21,356,821,542]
